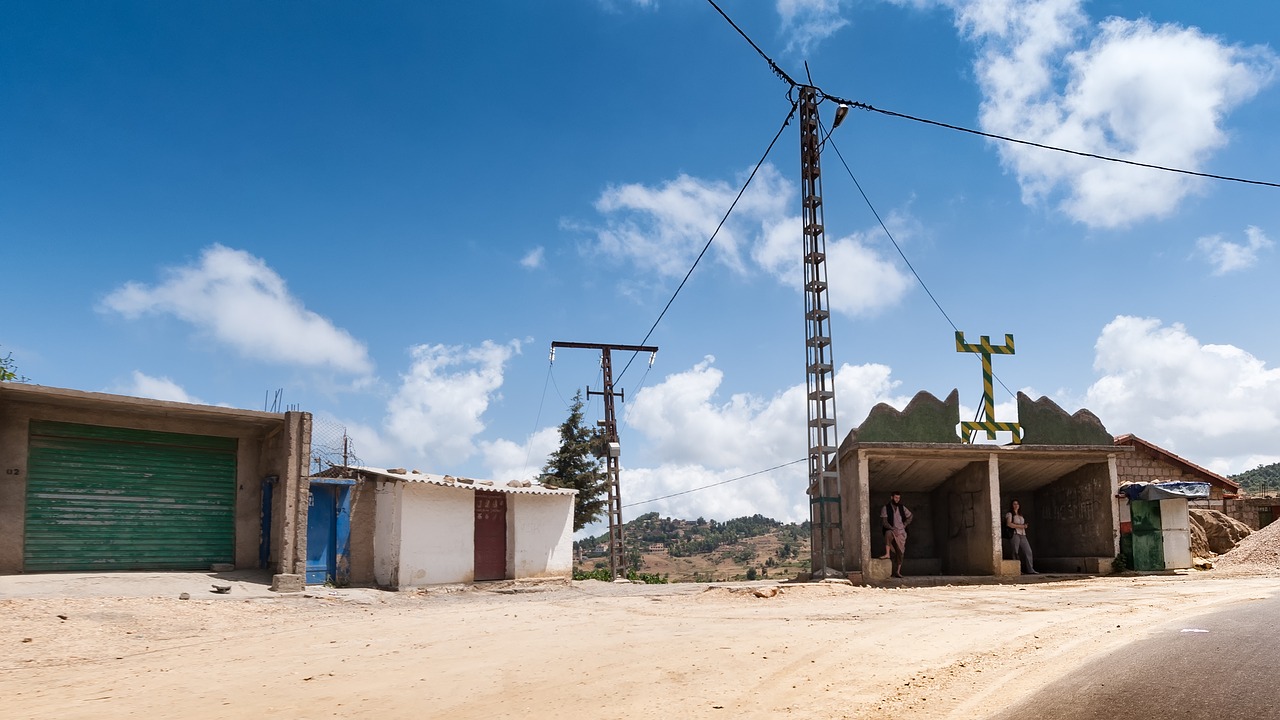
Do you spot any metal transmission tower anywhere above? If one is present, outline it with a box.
[798,86,845,579]
[550,341,658,579]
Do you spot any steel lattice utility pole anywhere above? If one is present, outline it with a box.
[798,86,845,579]
[550,341,658,580]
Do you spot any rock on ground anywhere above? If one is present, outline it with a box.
[1190,508,1252,556]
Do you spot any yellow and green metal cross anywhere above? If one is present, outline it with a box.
[956,331,1021,444]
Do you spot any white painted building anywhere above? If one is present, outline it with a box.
[356,467,576,588]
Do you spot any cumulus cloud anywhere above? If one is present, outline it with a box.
[755,211,914,315]
[520,246,546,269]
[1196,225,1273,275]
[593,165,790,278]
[479,426,561,485]
[777,0,851,56]
[380,340,521,467]
[1085,316,1280,473]
[921,0,1277,228]
[115,371,201,404]
[618,355,912,522]
[593,164,912,316]
[100,244,373,375]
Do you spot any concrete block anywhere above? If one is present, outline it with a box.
[866,558,893,582]
[270,573,305,593]
[999,560,1022,576]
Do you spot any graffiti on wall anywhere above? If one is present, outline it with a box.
[948,491,978,538]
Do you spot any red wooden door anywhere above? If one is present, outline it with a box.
[474,491,507,581]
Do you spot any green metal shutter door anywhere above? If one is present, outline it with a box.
[24,421,238,571]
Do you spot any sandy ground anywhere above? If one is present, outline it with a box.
[2,569,1277,720]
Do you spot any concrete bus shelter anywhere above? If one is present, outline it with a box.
[827,390,1131,583]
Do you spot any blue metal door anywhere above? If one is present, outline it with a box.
[306,485,337,584]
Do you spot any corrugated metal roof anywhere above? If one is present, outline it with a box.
[343,466,577,496]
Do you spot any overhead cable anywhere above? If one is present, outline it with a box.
[700,1,1280,189]
[704,0,796,87]
[825,128,1020,403]
[826,95,1280,190]
[616,101,799,383]
[623,458,807,508]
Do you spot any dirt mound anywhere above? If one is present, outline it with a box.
[1215,519,1280,572]
[1189,509,1251,555]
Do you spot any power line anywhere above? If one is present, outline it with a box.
[700,0,1280,190]
[827,96,1280,190]
[616,101,798,383]
[825,128,1020,403]
[519,361,556,480]
[704,0,795,87]
[623,458,807,508]
[825,129,960,335]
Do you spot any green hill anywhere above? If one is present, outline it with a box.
[1233,462,1280,494]
[574,512,812,582]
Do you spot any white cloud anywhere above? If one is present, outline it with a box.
[755,213,914,316]
[777,0,851,56]
[115,371,201,404]
[595,165,912,317]
[928,0,1278,228]
[381,340,520,467]
[1196,225,1273,275]
[479,426,560,485]
[100,244,373,375]
[593,164,790,278]
[520,246,546,269]
[618,355,911,521]
[825,234,914,316]
[1085,316,1280,473]
[596,0,657,11]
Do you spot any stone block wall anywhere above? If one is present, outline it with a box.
[1115,452,1229,499]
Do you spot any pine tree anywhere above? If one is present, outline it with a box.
[540,390,607,531]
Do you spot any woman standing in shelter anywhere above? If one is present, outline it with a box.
[1005,499,1038,574]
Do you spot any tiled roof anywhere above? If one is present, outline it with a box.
[1114,434,1240,490]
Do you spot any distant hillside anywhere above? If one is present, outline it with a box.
[574,512,812,582]
[1233,462,1280,494]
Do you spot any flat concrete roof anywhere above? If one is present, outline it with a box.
[1,383,288,430]
[849,442,1133,494]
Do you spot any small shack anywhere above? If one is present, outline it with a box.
[1117,481,1207,571]
[831,390,1128,582]
[325,467,576,588]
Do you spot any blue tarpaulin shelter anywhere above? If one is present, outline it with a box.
[1120,481,1210,502]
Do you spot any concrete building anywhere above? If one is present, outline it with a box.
[327,467,576,589]
[1114,434,1240,500]
[831,390,1129,583]
[0,384,311,590]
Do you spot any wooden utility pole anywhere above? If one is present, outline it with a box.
[550,341,658,579]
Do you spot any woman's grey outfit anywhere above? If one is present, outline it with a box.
[1006,512,1035,574]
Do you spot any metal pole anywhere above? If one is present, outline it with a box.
[799,86,844,579]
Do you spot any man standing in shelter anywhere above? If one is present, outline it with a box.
[879,492,913,579]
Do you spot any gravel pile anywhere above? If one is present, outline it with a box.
[1215,518,1280,572]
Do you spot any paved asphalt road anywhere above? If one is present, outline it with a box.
[992,593,1280,719]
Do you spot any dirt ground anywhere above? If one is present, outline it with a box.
[2,569,1277,719]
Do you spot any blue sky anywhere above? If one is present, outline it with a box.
[5,1,1279,531]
